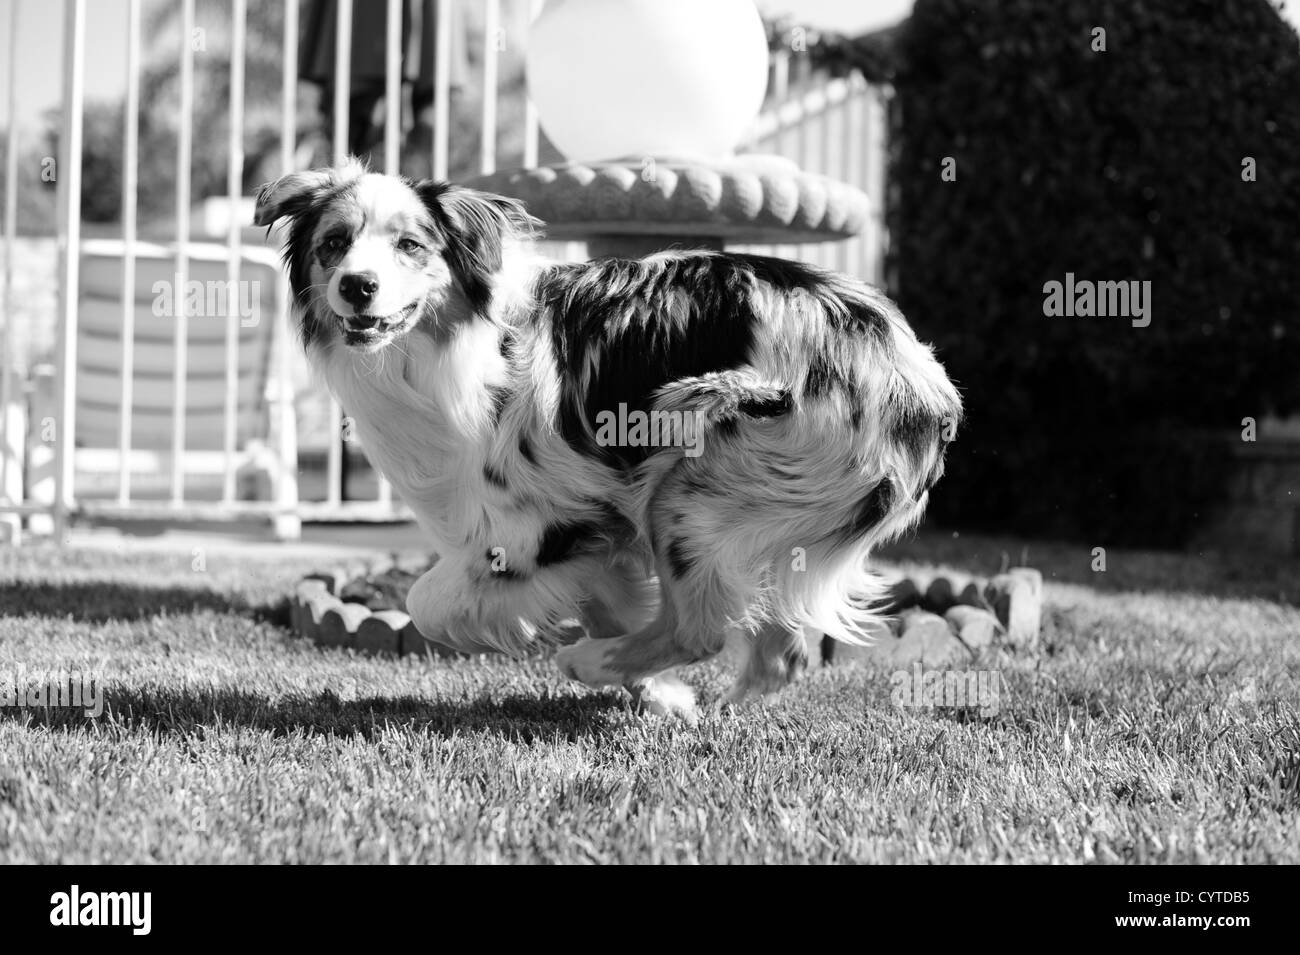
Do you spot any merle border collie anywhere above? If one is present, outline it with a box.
[255,159,961,720]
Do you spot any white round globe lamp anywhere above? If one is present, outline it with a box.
[476,0,871,258]
[525,0,771,163]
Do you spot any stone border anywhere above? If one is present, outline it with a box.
[821,567,1043,668]
[288,559,1043,665]
[288,555,461,659]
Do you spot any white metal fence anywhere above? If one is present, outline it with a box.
[0,0,888,543]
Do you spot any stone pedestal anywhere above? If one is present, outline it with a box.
[468,155,869,257]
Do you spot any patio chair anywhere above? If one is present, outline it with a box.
[20,239,300,536]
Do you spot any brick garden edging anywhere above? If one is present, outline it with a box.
[289,559,1043,665]
[288,555,460,658]
[820,567,1043,668]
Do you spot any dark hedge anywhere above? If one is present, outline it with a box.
[889,0,1300,546]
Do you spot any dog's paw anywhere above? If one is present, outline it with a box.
[555,638,622,688]
[627,674,698,725]
[722,667,796,705]
[723,632,808,704]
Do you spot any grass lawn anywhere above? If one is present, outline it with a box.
[0,531,1297,864]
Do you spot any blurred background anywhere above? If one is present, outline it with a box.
[1,0,1297,558]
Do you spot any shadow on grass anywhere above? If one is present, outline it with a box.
[0,579,289,626]
[0,684,627,743]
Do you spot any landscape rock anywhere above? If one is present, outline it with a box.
[985,567,1043,649]
[895,608,973,666]
[340,568,420,612]
[923,576,958,614]
[956,580,994,611]
[945,605,1003,652]
[885,577,922,613]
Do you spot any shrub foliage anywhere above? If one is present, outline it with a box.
[890,0,1300,545]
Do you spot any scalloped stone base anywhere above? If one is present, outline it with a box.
[288,559,1042,665]
[288,556,462,658]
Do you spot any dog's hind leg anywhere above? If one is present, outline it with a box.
[557,527,743,721]
[723,622,810,705]
[573,561,692,715]
[578,556,659,639]
[556,582,706,721]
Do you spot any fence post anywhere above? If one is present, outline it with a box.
[118,0,141,505]
[171,0,195,507]
[26,365,56,536]
[0,0,20,542]
[53,0,86,541]
[222,0,247,505]
[0,364,22,544]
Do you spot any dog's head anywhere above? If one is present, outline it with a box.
[254,159,538,351]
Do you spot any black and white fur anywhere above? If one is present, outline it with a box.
[255,159,962,719]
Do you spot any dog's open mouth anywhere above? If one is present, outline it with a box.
[341,301,419,346]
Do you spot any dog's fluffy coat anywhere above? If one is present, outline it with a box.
[255,160,961,717]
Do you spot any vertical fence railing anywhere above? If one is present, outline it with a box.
[842,78,865,280]
[53,0,86,535]
[736,71,887,287]
[432,0,452,181]
[836,81,854,274]
[523,0,542,169]
[325,0,352,513]
[376,0,402,511]
[384,0,402,177]
[222,0,247,505]
[0,0,20,540]
[171,0,194,507]
[274,0,301,536]
[117,0,141,505]
[480,0,500,176]
[865,84,888,287]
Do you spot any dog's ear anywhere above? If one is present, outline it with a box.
[254,157,370,228]
[415,182,541,315]
[253,169,337,227]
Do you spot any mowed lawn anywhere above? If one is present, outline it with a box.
[0,532,1297,864]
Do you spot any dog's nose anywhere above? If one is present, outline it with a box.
[339,271,380,309]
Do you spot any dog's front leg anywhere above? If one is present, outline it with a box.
[405,554,499,655]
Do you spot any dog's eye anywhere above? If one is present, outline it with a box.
[322,235,347,254]
[397,237,424,255]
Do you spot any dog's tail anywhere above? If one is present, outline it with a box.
[765,475,925,646]
[781,288,962,645]
[628,369,796,541]
[633,287,961,647]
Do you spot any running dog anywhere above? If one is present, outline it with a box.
[255,159,961,719]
